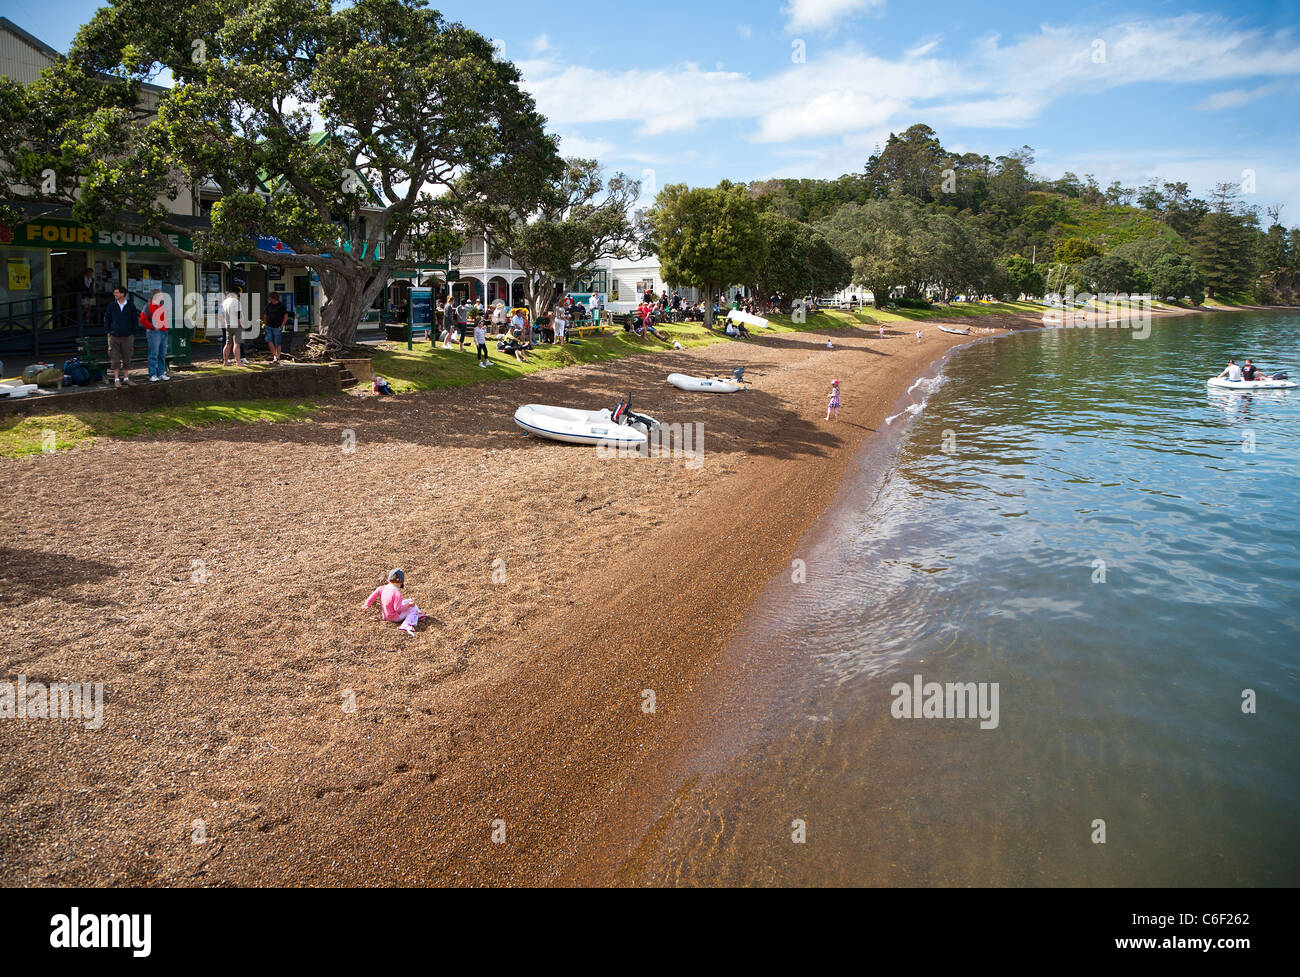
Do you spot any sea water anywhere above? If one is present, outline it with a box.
[642,312,1300,887]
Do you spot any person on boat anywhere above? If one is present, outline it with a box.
[1217,359,1243,382]
[1241,358,1267,381]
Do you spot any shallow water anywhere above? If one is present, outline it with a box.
[645,312,1300,887]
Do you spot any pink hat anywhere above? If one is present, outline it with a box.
[831,378,839,385]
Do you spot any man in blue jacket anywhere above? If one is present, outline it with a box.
[103,285,139,387]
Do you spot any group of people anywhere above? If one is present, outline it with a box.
[100,285,291,387]
[1217,358,1274,383]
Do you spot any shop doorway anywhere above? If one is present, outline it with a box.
[293,276,312,328]
[49,251,87,326]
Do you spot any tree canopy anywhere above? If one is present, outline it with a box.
[0,0,558,341]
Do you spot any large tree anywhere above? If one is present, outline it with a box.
[1192,183,1260,298]
[649,180,762,328]
[0,0,556,343]
[745,212,851,311]
[458,157,638,317]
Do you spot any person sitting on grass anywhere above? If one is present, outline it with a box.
[643,317,673,345]
[363,568,425,636]
[497,332,531,363]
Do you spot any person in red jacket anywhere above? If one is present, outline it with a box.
[140,289,170,382]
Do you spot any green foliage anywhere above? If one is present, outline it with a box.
[1004,256,1046,298]
[1148,253,1205,304]
[649,180,763,325]
[458,157,636,317]
[1079,254,1140,293]
[745,212,851,308]
[1055,236,1104,264]
[0,0,556,343]
[1192,184,1261,298]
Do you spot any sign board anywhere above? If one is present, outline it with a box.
[5,217,193,254]
[7,257,31,290]
[409,287,432,327]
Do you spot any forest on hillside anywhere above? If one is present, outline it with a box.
[654,123,1300,310]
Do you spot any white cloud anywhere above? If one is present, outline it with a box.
[737,24,753,40]
[905,37,942,59]
[755,91,906,142]
[1196,83,1285,111]
[515,14,1300,164]
[531,34,551,55]
[782,0,887,34]
[557,134,615,159]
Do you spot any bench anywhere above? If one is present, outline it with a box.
[567,324,606,338]
[78,331,192,373]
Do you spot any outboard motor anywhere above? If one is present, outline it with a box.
[613,394,659,433]
[1272,371,1288,380]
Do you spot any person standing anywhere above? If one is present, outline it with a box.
[456,298,470,351]
[104,285,138,387]
[140,288,171,382]
[441,298,456,348]
[79,268,97,326]
[263,291,288,365]
[473,314,489,367]
[221,289,245,367]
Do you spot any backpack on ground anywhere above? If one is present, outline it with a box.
[63,357,93,387]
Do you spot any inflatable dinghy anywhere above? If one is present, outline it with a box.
[667,373,741,393]
[726,310,772,329]
[514,402,660,446]
[939,325,971,336]
[1208,376,1295,390]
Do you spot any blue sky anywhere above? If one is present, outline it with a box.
[9,0,1300,220]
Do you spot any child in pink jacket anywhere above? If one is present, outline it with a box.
[363,568,425,635]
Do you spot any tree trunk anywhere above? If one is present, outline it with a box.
[703,280,715,329]
[318,271,368,345]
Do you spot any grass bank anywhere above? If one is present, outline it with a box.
[4,300,1044,456]
[0,398,323,459]
[372,300,1045,393]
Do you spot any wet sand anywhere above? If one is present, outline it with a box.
[0,308,1198,886]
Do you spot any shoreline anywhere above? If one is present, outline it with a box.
[0,301,1238,885]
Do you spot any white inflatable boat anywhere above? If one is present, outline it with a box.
[666,373,741,393]
[1207,376,1295,391]
[513,403,659,446]
[726,310,772,329]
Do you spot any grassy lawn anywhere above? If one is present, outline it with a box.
[372,301,1046,393]
[0,398,323,459]
[7,299,1048,457]
[372,320,727,393]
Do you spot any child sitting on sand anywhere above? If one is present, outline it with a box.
[827,379,840,421]
[363,569,425,635]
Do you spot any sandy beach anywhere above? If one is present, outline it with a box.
[0,307,1202,886]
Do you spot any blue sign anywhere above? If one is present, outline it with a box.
[409,288,432,327]
[256,235,295,255]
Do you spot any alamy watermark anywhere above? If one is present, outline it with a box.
[595,422,705,468]
[1,674,104,730]
[1043,286,1153,339]
[891,674,1000,730]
